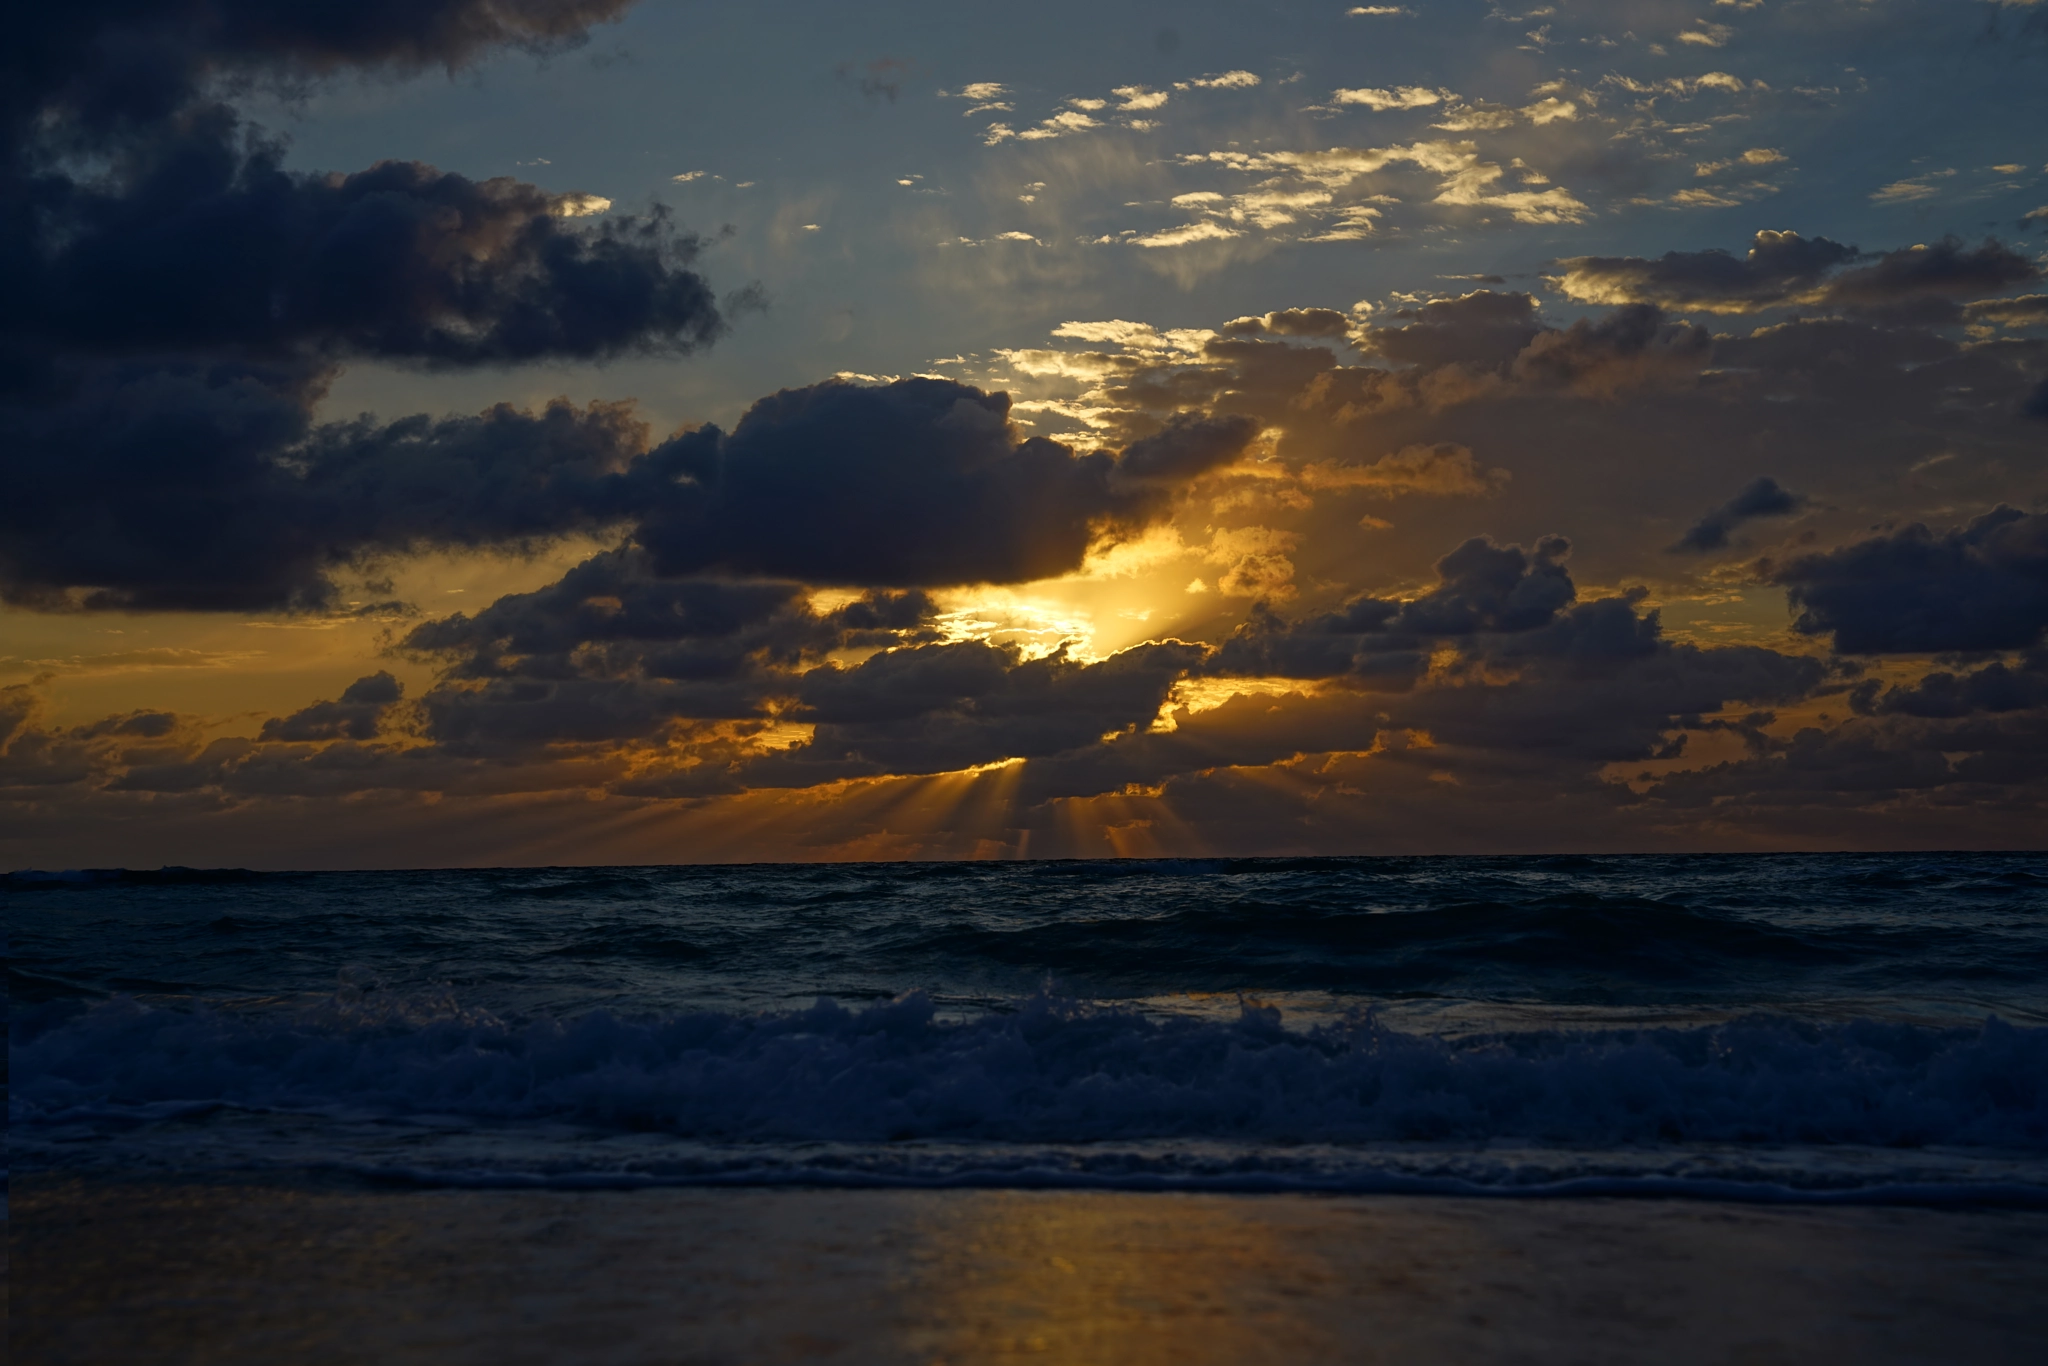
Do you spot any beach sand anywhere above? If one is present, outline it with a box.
[11,1176,2047,1365]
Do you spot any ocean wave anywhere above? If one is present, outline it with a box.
[15,992,2047,1153]
[901,894,1860,991]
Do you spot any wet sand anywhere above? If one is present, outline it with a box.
[11,1176,2048,1365]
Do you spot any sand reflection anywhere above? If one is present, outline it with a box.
[900,1190,1338,1364]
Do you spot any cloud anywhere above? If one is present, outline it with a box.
[2,0,739,614]
[1965,295,2048,328]
[1552,231,1859,313]
[260,673,405,742]
[1299,443,1510,499]
[1852,655,2048,719]
[1186,141,1587,226]
[8,4,713,368]
[1115,413,1262,480]
[1872,170,1956,204]
[1822,238,2039,310]
[724,640,1208,786]
[1188,71,1261,89]
[0,375,656,610]
[1210,534,1577,682]
[12,152,720,364]
[940,81,1012,113]
[1130,220,1244,249]
[1510,305,1712,394]
[1363,291,1545,370]
[1768,508,2048,653]
[1670,476,1808,553]
[628,377,1225,588]
[1220,308,1354,339]
[1603,72,1751,101]
[1556,232,2039,322]
[1694,149,1787,178]
[10,1,636,146]
[1334,87,1446,111]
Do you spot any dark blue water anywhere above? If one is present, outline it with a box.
[10,854,2048,1201]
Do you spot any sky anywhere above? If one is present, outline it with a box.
[3,0,2046,868]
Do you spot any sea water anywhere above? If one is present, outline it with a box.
[9,854,2047,1202]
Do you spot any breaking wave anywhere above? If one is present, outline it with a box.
[16,991,2046,1154]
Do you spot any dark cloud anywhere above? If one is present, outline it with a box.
[8,0,711,370]
[1552,231,1859,313]
[1,0,741,615]
[1115,412,1262,481]
[260,672,404,742]
[0,374,652,610]
[401,546,896,680]
[392,548,953,753]
[1640,701,2048,824]
[1769,507,2048,654]
[9,1,634,149]
[1209,534,1576,679]
[1007,612,1824,814]
[1670,477,1808,554]
[1822,238,2039,311]
[1363,291,1544,371]
[1851,654,2048,719]
[12,144,722,365]
[2025,376,2048,421]
[1552,232,2039,323]
[5,362,1251,613]
[631,378,1183,588]
[1510,305,1712,393]
[734,640,1206,785]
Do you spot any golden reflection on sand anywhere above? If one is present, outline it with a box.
[15,1179,2048,1365]
[900,1191,1338,1364]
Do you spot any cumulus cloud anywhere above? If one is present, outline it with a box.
[1768,508,2048,654]
[2,0,734,614]
[1220,308,1354,339]
[1363,291,1545,370]
[12,154,717,364]
[628,377,1245,588]
[1210,534,1577,680]
[1510,305,1712,394]
[1,377,655,611]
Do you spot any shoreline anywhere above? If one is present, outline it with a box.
[14,1174,2048,1365]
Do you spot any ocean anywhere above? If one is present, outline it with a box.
[10,853,2048,1204]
